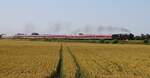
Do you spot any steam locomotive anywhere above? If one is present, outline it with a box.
[112,33,134,40]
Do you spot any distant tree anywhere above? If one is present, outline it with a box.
[141,34,145,40]
[104,40,110,43]
[17,33,25,35]
[112,39,119,44]
[129,33,134,40]
[134,36,142,40]
[79,33,84,35]
[144,39,149,44]
[145,34,150,39]
[0,34,5,38]
[99,39,105,43]
[31,33,39,35]
[0,35,2,38]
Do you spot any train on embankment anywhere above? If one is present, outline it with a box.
[12,33,134,40]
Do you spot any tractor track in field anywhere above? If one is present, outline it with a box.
[46,45,85,78]
[67,47,85,78]
[46,44,64,78]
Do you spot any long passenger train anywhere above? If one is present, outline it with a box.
[13,33,134,40]
[14,34,112,39]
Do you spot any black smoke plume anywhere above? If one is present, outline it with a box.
[23,23,130,34]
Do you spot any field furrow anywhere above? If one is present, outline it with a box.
[67,47,85,78]
[62,46,77,78]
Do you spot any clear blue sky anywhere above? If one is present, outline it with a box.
[0,0,150,35]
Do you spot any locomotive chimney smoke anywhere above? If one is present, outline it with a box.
[120,28,130,33]
[97,26,104,32]
[53,23,61,34]
[22,22,131,35]
[97,26,130,33]
[24,23,36,34]
[72,25,131,34]
[47,22,72,34]
[84,25,91,33]
[45,22,62,34]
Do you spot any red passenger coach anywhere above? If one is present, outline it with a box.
[47,34,112,39]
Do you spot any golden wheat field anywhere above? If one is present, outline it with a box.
[0,40,150,78]
[0,40,60,78]
[64,43,150,78]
